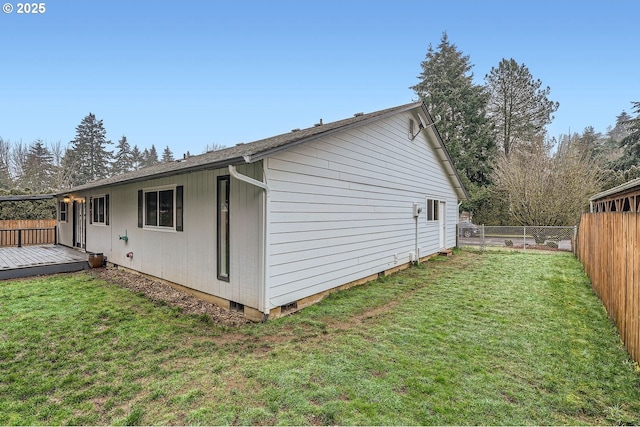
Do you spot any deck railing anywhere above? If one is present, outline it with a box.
[0,219,57,247]
[0,227,57,247]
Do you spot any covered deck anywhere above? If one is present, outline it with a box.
[0,244,89,280]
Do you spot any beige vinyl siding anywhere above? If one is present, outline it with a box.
[265,112,458,306]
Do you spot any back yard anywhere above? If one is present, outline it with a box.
[1,250,640,425]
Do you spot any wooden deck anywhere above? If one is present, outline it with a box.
[0,244,89,280]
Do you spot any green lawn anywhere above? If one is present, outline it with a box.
[1,250,639,425]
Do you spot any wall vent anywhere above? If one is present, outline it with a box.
[281,301,298,313]
[230,301,244,312]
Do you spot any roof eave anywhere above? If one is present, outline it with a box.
[245,102,423,163]
[57,156,247,195]
[419,104,469,201]
[589,177,640,202]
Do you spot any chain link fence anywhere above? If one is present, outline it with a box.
[458,224,577,253]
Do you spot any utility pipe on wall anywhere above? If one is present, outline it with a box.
[228,165,271,320]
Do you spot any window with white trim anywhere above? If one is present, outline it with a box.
[426,198,440,221]
[145,187,174,229]
[90,195,109,225]
[138,186,183,231]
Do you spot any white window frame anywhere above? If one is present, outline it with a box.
[143,185,177,232]
[91,194,108,226]
[59,201,68,222]
[426,198,442,222]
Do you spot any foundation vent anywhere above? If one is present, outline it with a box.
[230,301,244,313]
[281,301,298,313]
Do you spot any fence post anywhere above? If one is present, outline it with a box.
[17,229,21,248]
[481,224,486,252]
[573,225,577,255]
[523,226,526,252]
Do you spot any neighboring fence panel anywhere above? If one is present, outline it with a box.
[577,212,640,363]
[458,225,576,252]
[0,219,57,247]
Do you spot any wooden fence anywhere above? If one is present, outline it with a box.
[577,212,640,363]
[0,219,57,247]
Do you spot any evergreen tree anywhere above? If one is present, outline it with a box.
[609,111,632,143]
[141,145,159,168]
[485,58,559,157]
[141,148,150,166]
[147,144,159,165]
[65,113,113,186]
[112,135,133,176]
[614,102,640,170]
[411,33,495,220]
[131,145,143,170]
[162,145,174,162]
[411,33,495,188]
[575,126,604,160]
[21,139,54,192]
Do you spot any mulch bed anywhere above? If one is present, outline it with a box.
[91,267,250,327]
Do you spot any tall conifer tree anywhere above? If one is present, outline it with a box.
[162,146,174,162]
[411,33,495,188]
[22,139,54,191]
[485,58,559,158]
[65,113,112,186]
[112,135,133,175]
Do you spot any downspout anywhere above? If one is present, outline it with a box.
[228,165,271,321]
[457,202,463,249]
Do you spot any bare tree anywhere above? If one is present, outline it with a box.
[10,140,28,183]
[203,142,226,153]
[0,138,12,189]
[48,140,65,190]
[493,138,600,227]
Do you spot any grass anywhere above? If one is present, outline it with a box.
[1,250,640,425]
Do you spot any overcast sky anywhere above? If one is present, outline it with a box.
[1,0,638,156]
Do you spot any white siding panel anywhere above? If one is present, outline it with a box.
[66,164,264,310]
[265,111,459,307]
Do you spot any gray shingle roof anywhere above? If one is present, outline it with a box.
[58,101,467,200]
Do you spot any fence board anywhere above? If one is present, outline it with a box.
[0,219,56,229]
[0,219,57,247]
[577,212,640,363]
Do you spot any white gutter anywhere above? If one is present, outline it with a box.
[228,165,271,320]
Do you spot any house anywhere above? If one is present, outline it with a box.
[56,101,468,321]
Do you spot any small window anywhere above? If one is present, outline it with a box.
[139,186,183,231]
[91,195,108,225]
[144,187,175,229]
[426,198,440,221]
[217,176,230,281]
[59,201,67,222]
